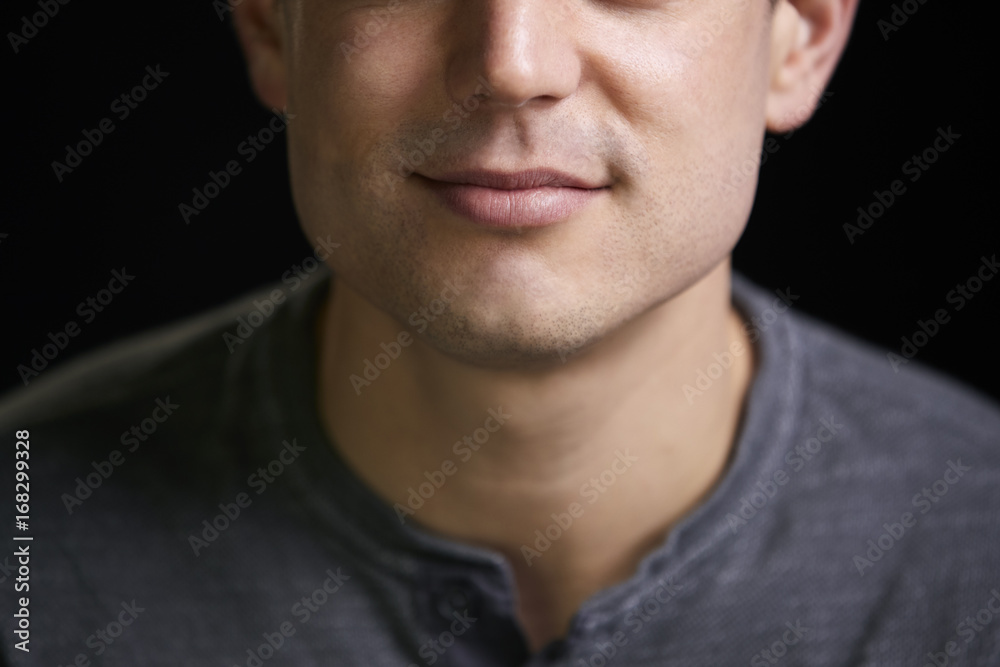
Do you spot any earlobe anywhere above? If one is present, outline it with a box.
[232,0,289,111]
[764,0,858,134]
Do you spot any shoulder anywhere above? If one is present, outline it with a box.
[0,279,302,465]
[4,301,224,428]
[787,299,999,468]
[729,275,1000,651]
[733,274,1000,465]
[742,277,998,569]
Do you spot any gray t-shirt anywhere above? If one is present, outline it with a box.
[1,270,998,666]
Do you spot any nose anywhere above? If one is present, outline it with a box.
[446,0,583,109]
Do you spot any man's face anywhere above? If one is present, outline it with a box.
[281,0,775,368]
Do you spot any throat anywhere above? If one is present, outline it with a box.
[510,559,604,654]
[501,521,678,655]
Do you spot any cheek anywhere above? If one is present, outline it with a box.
[583,6,771,290]
[289,17,430,171]
[285,11,443,256]
[607,10,770,216]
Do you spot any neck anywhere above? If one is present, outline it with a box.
[316,259,755,651]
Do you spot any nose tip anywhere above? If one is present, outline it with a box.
[446,1,582,110]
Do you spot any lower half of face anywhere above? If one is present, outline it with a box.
[286,0,774,369]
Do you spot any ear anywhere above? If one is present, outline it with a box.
[765,0,859,134]
[232,0,288,111]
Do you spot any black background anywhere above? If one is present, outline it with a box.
[2,0,996,401]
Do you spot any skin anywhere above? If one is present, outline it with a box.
[234,0,858,652]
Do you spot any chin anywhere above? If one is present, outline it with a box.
[412,301,620,371]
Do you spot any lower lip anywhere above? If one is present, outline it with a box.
[423,179,609,228]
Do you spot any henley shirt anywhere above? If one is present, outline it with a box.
[1,269,998,667]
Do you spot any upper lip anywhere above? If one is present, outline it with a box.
[426,169,609,190]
